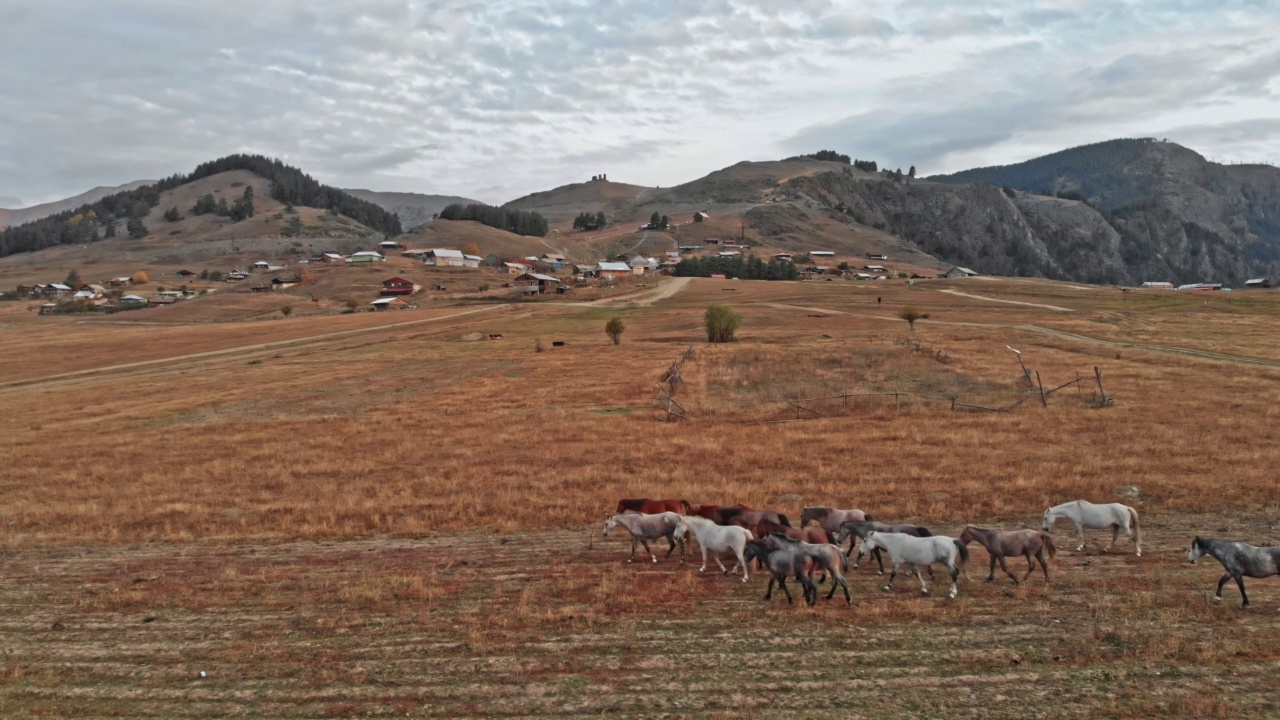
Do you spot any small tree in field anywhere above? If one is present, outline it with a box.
[131,270,149,284]
[900,306,923,331]
[705,304,742,343]
[345,297,358,311]
[605,316,625,345]
[281,305,293,317]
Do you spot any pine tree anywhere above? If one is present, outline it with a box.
[163,206,181,222]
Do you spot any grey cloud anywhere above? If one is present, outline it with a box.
[3,0,1280,205]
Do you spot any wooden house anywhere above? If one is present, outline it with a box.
[381,276,419,296]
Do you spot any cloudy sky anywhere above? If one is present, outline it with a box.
[2,0,1278,207]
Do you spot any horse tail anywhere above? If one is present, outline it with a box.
[953,538,969,565]
[917,526,933,537]
[863,513,873,522]
[778,513,792,527]
[1042,533,1057,559]
[1128,506,1142,551]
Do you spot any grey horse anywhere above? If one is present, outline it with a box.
[742,539,818,605]
[763,533,852,604]
[1189,536,1280,608]
[834,519,933,570]
[602,512,684,563]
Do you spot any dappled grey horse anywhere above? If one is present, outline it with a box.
[743,539,818,605]
[1189,536,1280,608]
[764,533,852,604]
[602,512,684,563]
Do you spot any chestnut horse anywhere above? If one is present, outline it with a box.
[616,498,685,515]
[959,526,1056,584]
[679,501,751,521]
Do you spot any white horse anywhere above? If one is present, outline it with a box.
[673,515,753,582]
[1042,500,1142,556]
[602,512,684,563]
[860,531,969,599]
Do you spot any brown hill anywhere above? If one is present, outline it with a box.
[502,179,653,226]
[342,189,481,230]
[400,219,570,261]
[0,170,382,290]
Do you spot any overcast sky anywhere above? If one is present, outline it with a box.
[2,0,1278,207]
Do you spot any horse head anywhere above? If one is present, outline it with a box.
[1188,536,1204,564]
[1041,509,1053,531]
[672,519,691,543]
[603,515,619,536]
[958,527,975,545]
[860,530,882,555]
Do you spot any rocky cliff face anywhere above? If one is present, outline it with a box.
[787,170,1133,283]
[929,139,1280,285]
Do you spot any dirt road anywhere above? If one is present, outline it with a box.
[0,304,511,391]
[937,288,1075,312]
[764,302,1280,368]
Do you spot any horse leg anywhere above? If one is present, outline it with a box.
[947,563,960,599]
[640,539,657,563]
[1214,572,1232,602]
[714,552,729,575]
[1037,550,1050,583]
[778,577,794,604]
[914,566,929,595]
[801,575,817,606]
[736,548,749,582]
[1105,524,1119,553]
[836,573,852,604]
[764,577,775,600]
[1075,522,1085,553]
[1022,552,1036,584]
[882,564,899,593]
[997,555,1018,585]
[874,548,886,576]
[1235,575,1250,609]
[663,535,676,558]
[698,546,708,573]
[628,537,637,563]
[985,554,997,583]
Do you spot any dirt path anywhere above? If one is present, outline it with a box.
[937,288,1075,312]
[763,302,1280,367]
[0,304,511,391]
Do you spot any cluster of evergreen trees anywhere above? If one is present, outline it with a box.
[853,159,879,173]
[647,211,670,230]
[190,186,255,221]
[437,203,548,237]
[572,211,607,231]
[674,254,799,280]
[0,154,402,260]
[794,150,851,164]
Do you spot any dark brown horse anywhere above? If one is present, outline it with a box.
[679,501,751,521]
[714,506,791,528]
[959,526,1056,584]
[616,498,685,515]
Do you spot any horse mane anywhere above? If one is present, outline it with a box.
[917,526,933,537]
[777,513,792,527]
[617,499,644,511]
[768,532,800,543]
[863,513,873,522]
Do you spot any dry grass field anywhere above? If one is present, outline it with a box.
[2,275,1280,717]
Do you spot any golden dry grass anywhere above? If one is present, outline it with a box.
[2,275,1280,716]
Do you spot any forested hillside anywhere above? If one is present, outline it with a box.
[0,155,402,259]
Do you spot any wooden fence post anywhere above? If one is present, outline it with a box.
[1036,371,1047,407]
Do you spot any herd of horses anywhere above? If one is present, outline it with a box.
[604,498,1278,608]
